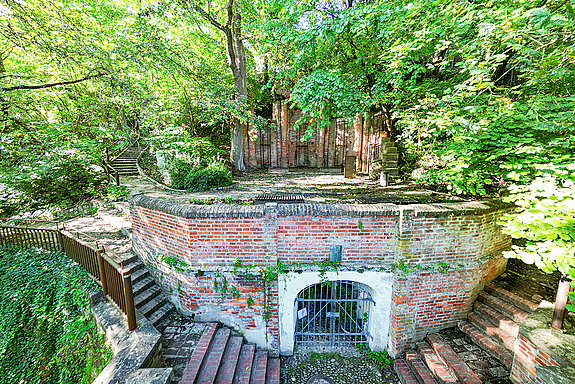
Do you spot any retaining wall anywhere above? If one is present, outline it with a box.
[131,195,512,355]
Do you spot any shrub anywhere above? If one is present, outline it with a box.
[0,247,112,383]
[2,153,106,209]
[182,162,232,192]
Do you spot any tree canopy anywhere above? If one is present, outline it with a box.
[1,0,573,298]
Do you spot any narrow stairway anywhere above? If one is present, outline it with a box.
[394,280,539,384]
[371,136,399,182]
[109,146,141,176]
[180,323,280,384]
[122,253,176,329]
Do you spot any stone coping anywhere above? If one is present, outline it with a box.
[90,292,172,384]
[131,193,512,219]
[519,306,575,369]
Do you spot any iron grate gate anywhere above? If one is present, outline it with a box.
[294,280,374,347]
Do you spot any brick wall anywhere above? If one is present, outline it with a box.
[511,334,560,383]
[131,196,512,354]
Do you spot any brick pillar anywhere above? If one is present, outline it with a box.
[263,203,278,265]
[353,114,363,170]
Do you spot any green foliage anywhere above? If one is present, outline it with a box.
[0,247,112,384]
[355,344,394,367]
[1,153,106,210]
[181,162,232,192]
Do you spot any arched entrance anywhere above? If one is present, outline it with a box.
[294,280,374,347]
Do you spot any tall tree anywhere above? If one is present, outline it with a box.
[192,0,247,171]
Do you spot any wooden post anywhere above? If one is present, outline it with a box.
[115,170,120,186]
[97,250,108,297]
[552,273,573,331]
[122,270,137,331]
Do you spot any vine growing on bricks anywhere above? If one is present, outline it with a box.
[161,255,452,339]
[0,247,112,384]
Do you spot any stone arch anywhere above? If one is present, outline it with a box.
[277,271,393,355]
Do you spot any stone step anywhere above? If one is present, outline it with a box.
[131,266,149,284]
[427,334,482,384]
[148,301,175,327]
[197,328,231,383]
[478,292,531,323]
[133,276,155,296]
[250,351,268,384]
[395,359,420,384]
[473,301,520,337]
[216,336,243,384]
[266,358,281,384]
[468,312,517,351]
[381,147,398,154]
[139,295,167,318]
[234,344,256,384]
[416,342,457,383]
[406,351,438,384]
[134,285,162,308]
[124,259,144,274]
[458,322,513,369]
[486,284,539,313]
[180,323,219,384]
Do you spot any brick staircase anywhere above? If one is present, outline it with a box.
[394,282,539,383]
[180,323,280,384]
[109,146,141,176]
[458,284,538,369]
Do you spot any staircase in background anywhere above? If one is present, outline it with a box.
[395,281,539,384]
[180,323,280,384]
[108,146,141,176]
[370,136,400,183]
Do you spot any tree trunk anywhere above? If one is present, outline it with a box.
[193,1,246,171]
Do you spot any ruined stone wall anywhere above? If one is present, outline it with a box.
[131,195,512,355]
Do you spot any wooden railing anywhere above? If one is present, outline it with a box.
[0,219,137,331]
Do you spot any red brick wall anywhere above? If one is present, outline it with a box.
[131,196,512,354]
[511,334,559,383]
[277,216,396,263]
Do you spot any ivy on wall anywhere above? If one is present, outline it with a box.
[0,247,112,384]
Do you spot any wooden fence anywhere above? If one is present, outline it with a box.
[0,220,137,331]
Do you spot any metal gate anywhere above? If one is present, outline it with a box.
[294,280,374,347]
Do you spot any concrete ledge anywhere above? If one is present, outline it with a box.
[91,293,172,384]
[132,194,512,219]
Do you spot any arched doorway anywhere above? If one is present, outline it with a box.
[294,280,374,347]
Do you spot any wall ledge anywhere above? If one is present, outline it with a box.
[131,194,513,219]
[90,292,172,384]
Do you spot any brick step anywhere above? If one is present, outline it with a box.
[427,334,482,384]
[266,358,280,384]
[406,351,438,384]
[235,344,256,384]
[216,336,243,384]
[473,301,520,337]
[250,351,268,384]
[468,312,517,351]
[478,292,531,323]
[486,284,539,313]
[197,328,231,383]
[458,321,513,369]
[180,322,219,384]
[416,342,457,383]
[395,359,420,384]
[148,301,175,327]
[134,284,162,308]
[139,295,167,318]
